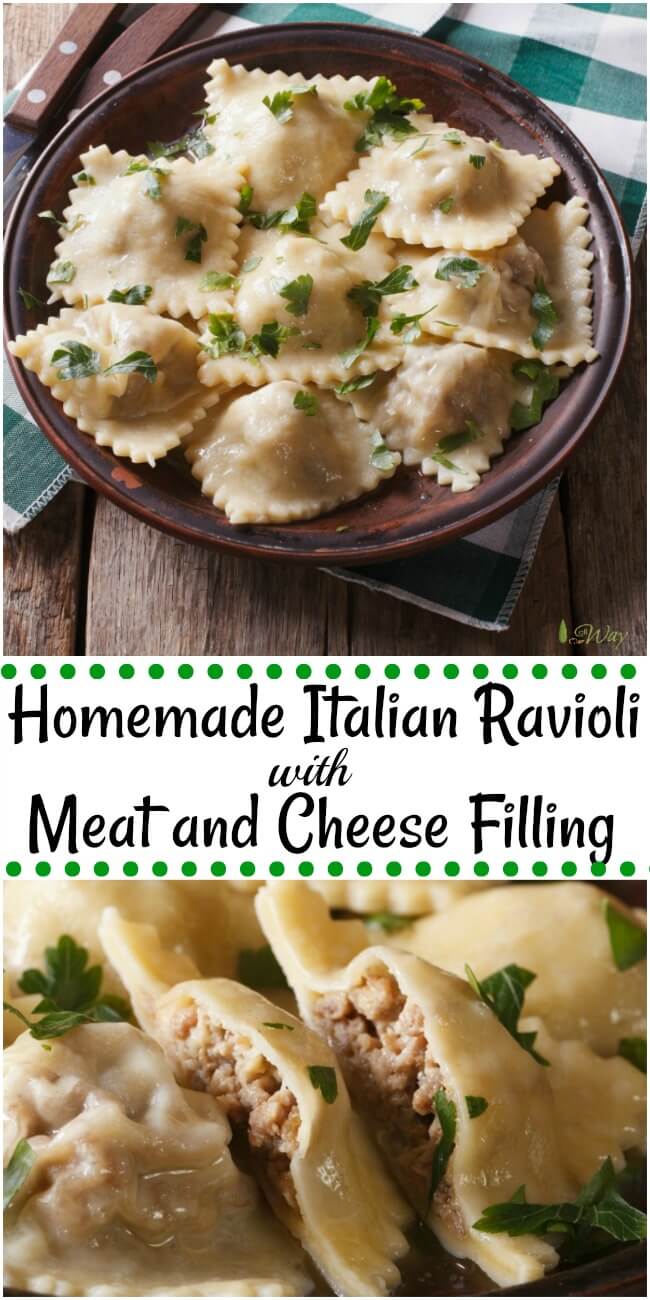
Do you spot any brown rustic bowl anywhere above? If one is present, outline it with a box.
[4,22,633,565]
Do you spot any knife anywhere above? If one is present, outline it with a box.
[4,3,205,218]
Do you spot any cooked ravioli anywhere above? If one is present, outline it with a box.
[231,880,489,915]
[99,910,411,1296]
[256,883,646,1287]
[203,60,372,209]
[520,197,598,365]
[3,1023,311,1297]
[385,883,647,1055]
[185,380,400,524]
[198,223,403,389]
[349,340,521,491]
[322,119,560,249]
[9,305,216,463]
[47,145,243,319]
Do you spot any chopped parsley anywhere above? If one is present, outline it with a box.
[249,320,299,358]
[277,273,313,316]
[435,420,482,454]
[341,190,389,251]
[237,945,289,989]
[125,158,170,200]
[465,962,549,1066]
[531,279,559,350]
[339,315,380,368]
[293,389,319,416]
[345,76,424,151]
[72,170,95,185]
[390,305,436,343]
[429,1090,457,1200]
[238,183,254,215]
[335,371,378,395]
[174,216,207,263]
[365,912,413,933]
[202,313,247,358]
[107,284,153,305]
[442,129,463,145]
[199,271,239,291]
[435,255,485,289]
[473,1157,647,1247]
[50,342,157,384]
[347,265,418,317]
[262,85,318,123]
[604,901,646,971]
[242,189,317,234]
[241,255,262,273]
[3,1139,36,1213]
[510,358,560,431]
[438,196,455,214]
[465,1095,489,1119]
[370,430,397,472]
[262,1021,295,1031]
[307,1065,338,1104]
[18,288,46,310]
[619,1037,646,1074]
[46,260,76,285]
[148,126,214,160]
[469,154,486,169]
[103,351,158,383]
[5,934,131,1043]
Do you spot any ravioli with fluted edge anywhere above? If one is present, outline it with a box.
[9,57,598,519]
[98,909,411,1297]
[3,1022,312,1297]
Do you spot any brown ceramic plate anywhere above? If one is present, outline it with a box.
[4,22,633,565]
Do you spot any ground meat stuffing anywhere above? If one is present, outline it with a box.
[168,1003,300,1211]
[313,971,452,1217]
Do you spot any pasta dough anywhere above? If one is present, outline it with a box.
[520,196,598,365]
[3,1022,311,1296]
[185,380,400,523]
[203,60,372,209]
[9,305,216,463]
[322,120,561,249]
[48,145,243,320]
[99,910,411,1296]
[384,883,647,1054]
[198,223,402,389]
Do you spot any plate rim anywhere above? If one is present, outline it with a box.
[3,19,634,567]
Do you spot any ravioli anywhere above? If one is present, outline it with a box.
[48,145,243,319]
[198,223,403,389]
[349,340,521,491]
[3,1022,311,1297]
[322,119,560,249]
[203,60,372,209]
[231,880,489,915]
[256,883,646,1287]
[185,380,400,523]
[384,883,647,1055]
[520,197,598,365]
[99,910,411,1296]
[9,305,217,463]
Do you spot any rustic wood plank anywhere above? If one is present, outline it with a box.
[4,4,87,658]
[562,248,646,657]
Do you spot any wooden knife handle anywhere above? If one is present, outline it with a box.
[6,5,124,131]
[72,5,206,110]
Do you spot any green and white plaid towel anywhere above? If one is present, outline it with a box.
[3,2,646,630]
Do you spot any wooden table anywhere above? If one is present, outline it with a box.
[4,4,647,657]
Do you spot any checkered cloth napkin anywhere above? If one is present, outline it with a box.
[3,2,646,630]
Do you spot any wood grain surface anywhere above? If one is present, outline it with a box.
[4,3,646,657]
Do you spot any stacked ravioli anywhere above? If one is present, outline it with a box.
[10,59,598,521]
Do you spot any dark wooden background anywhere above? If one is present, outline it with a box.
[4,4,646,657]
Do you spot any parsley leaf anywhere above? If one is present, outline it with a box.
[125,158,170,200]
[531,279,559,350]
[262,1021,295,1031]
[293,389,319,416]
[341,190,389,251]
[466,1095,489,1118]
[370,429,397,472]
[435,255,485,288]
[18,288,46,310]
[72,170,95,186]
[429,1090,456,1200]
[335,372,378,395]
[175,217,207,263]
[242,189,317,235]
[51,341,101,380]
[6,934,131,1043]
[339,315,380,368]
[345,76,424,151]
[241,255,262,274]
[307,1065,338,1104]
[263,85,318,123]
[107,284,153,305]
[277,273,313,316]
[3,1139,36,1213]
[103,351,158,384]
[348,265,418,317]
[474,1158,647,1246]
[469,154,486,169]
[46,260,76,285]
[199,271,239,291]
[202,313,248,358]
[619,1037,646,1074]
[238,183,254,215]
[390,304,436,342]
[435,420,482,455]
[365,912,413,932]
[249,321,299,358]
[443,129,463,145]
[604,901,647,971]
[465,962,549,1066]
[438,195,455,214]
[148,126,214,160]
[237,945,289,989]
[510,358,560,431]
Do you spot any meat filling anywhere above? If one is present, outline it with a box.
[313,971,452,1217]
[168,1003,301,1211]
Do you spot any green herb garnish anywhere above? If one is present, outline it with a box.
[148,126,214,160]
[241,188,317,235]
[307,1065,338,1104]
[72,170,95,186]
[5,934,131,1043]
[442,129,463,145]
[390,304,435,343]
[341,190,389,251]
[510,358,560,431]
[465,963,549,1066]
[466,1095,489,1118]
[50,340,101,380]
[38,210,60,224]
[348,265,417,318]
[249,320,299,358]
[199,271,239,291]
[438,196,455,214]
[293,389,319,416]
[18,288,46,310]
[262,1021,296,1031]
[175,216,207,263]
[435,255,485,288]
[262,85,318,123]
[473,1158,647,1246]
[604,902,647,971]
[46,260,76,285]
[435,420,482,455]
[345,76,424,151]
[237,945,289,989]
[619,1037,646,1073]
[365,912,413,932]
[339,315,380,368]
[277,273,313,316]
[125,158,170,200]
[107,284,153,305]
[370,429,396,472]
[3,1139,36,1213]
[103,351,158,383]
[202,313,248,358]
[429,1090,456,1200]
[241,255,262,274]
[335,371,378,395]
[531,279,559,350]
[469,154,486,169]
